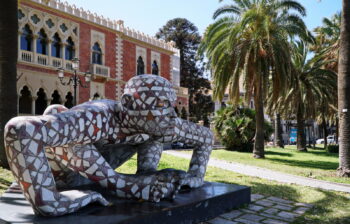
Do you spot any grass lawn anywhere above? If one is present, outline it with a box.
[206,145,349,185]
[0,154,349,223]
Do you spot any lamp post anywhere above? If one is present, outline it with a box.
[57,58,92,106]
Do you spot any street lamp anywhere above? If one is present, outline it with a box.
[57,57,92,106]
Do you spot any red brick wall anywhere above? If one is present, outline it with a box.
[161,54,171,80]
[122,40,136,82]
[105,81,116,99]
[147,49,151,74]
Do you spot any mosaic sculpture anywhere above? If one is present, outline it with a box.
[4,75,213,216]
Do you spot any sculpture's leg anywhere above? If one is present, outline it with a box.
[136,141,163,173]
[4,117,109,216]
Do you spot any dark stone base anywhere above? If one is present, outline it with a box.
[0,182,250,224]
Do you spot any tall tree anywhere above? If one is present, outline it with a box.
[271,41,337,151]
[156,18,212,122]
[338,0,350,177]
[200,0,309,158]
[313,13,340,149]
[0,1,18,168]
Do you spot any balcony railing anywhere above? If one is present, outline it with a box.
[91,63,110,77]
[65,61,73,71]
[51,57,63,68]
[37,54,48,66]
[20,50,33,63]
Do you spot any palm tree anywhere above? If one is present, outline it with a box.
[0,1,18,168]
[200,0,309,158]
[338,0,350,177]
[313,12,340,73]
[271,41,337,151]
[313,13,340,148]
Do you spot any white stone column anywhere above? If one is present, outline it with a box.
[48,40,52,66]
[61,43,66,65]
[33,34,38,63]
[18,33,21,61]
[31,96,37,115]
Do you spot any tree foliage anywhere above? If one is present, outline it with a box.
[213,105,273,152]
[200,0,309,158]
[156,18,213,122]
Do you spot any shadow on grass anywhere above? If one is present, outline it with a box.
[305,150,339,158]
[266,157,338,170]
[265,150,293,157]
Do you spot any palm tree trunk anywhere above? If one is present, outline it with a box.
[0,1,18,169]
[323,118,328,149]
[338,0,350,177]
[274,113,284,148]
[296,105,307,151]
[253,80,265,158]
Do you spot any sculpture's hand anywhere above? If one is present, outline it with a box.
[124,169,187,202]
[180,175,204,188]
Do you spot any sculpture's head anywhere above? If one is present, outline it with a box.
[121,74,177,140]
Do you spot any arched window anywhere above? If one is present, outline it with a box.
[92,42,102,64]
[51,90,62,104]
[20,24,33,51]
[35,88,47,115]
[52,33,62,58]
[65,37,75,60]
[151,60,159,75]
[92,93,101,100]
[137,56,145,75]
[37,29,48,55]
[19,86,32,114]
[64,92,73,109]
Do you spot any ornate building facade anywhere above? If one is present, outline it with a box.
[17,0,188,115]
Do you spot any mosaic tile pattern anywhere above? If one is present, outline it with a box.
[4,74,213,216]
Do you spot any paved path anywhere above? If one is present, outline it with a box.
[165,150,350,193]
[204,194,313,224]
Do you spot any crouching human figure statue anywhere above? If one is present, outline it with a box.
[4,75,213,216]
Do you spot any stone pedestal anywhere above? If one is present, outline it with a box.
[0,182,250,224]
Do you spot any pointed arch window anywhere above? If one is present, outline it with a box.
[37,29,48,55]
[151,60,159,75]
[20,24,33,51]
[92,42,102,65]
[51,90,62,104]
[19,86,32,114]
[52,33,62,58]
[35,88,47,115]
[137,56,145,75]
[64,92,73,109]
[65,37,75,60]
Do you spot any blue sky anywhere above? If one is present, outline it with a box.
[66,0,341,36]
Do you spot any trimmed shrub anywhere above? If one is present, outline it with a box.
[326,145,339,153]
[213,105,273,152]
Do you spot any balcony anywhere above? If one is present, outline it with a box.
[37,54,48,66]
[65,61,73,71]
[51,57,63,68]
[19,50,33,63]
[91,63,110,78]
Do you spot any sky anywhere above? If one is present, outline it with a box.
[65,0,342,36]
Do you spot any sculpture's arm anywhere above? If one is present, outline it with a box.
[173,118,214,188]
